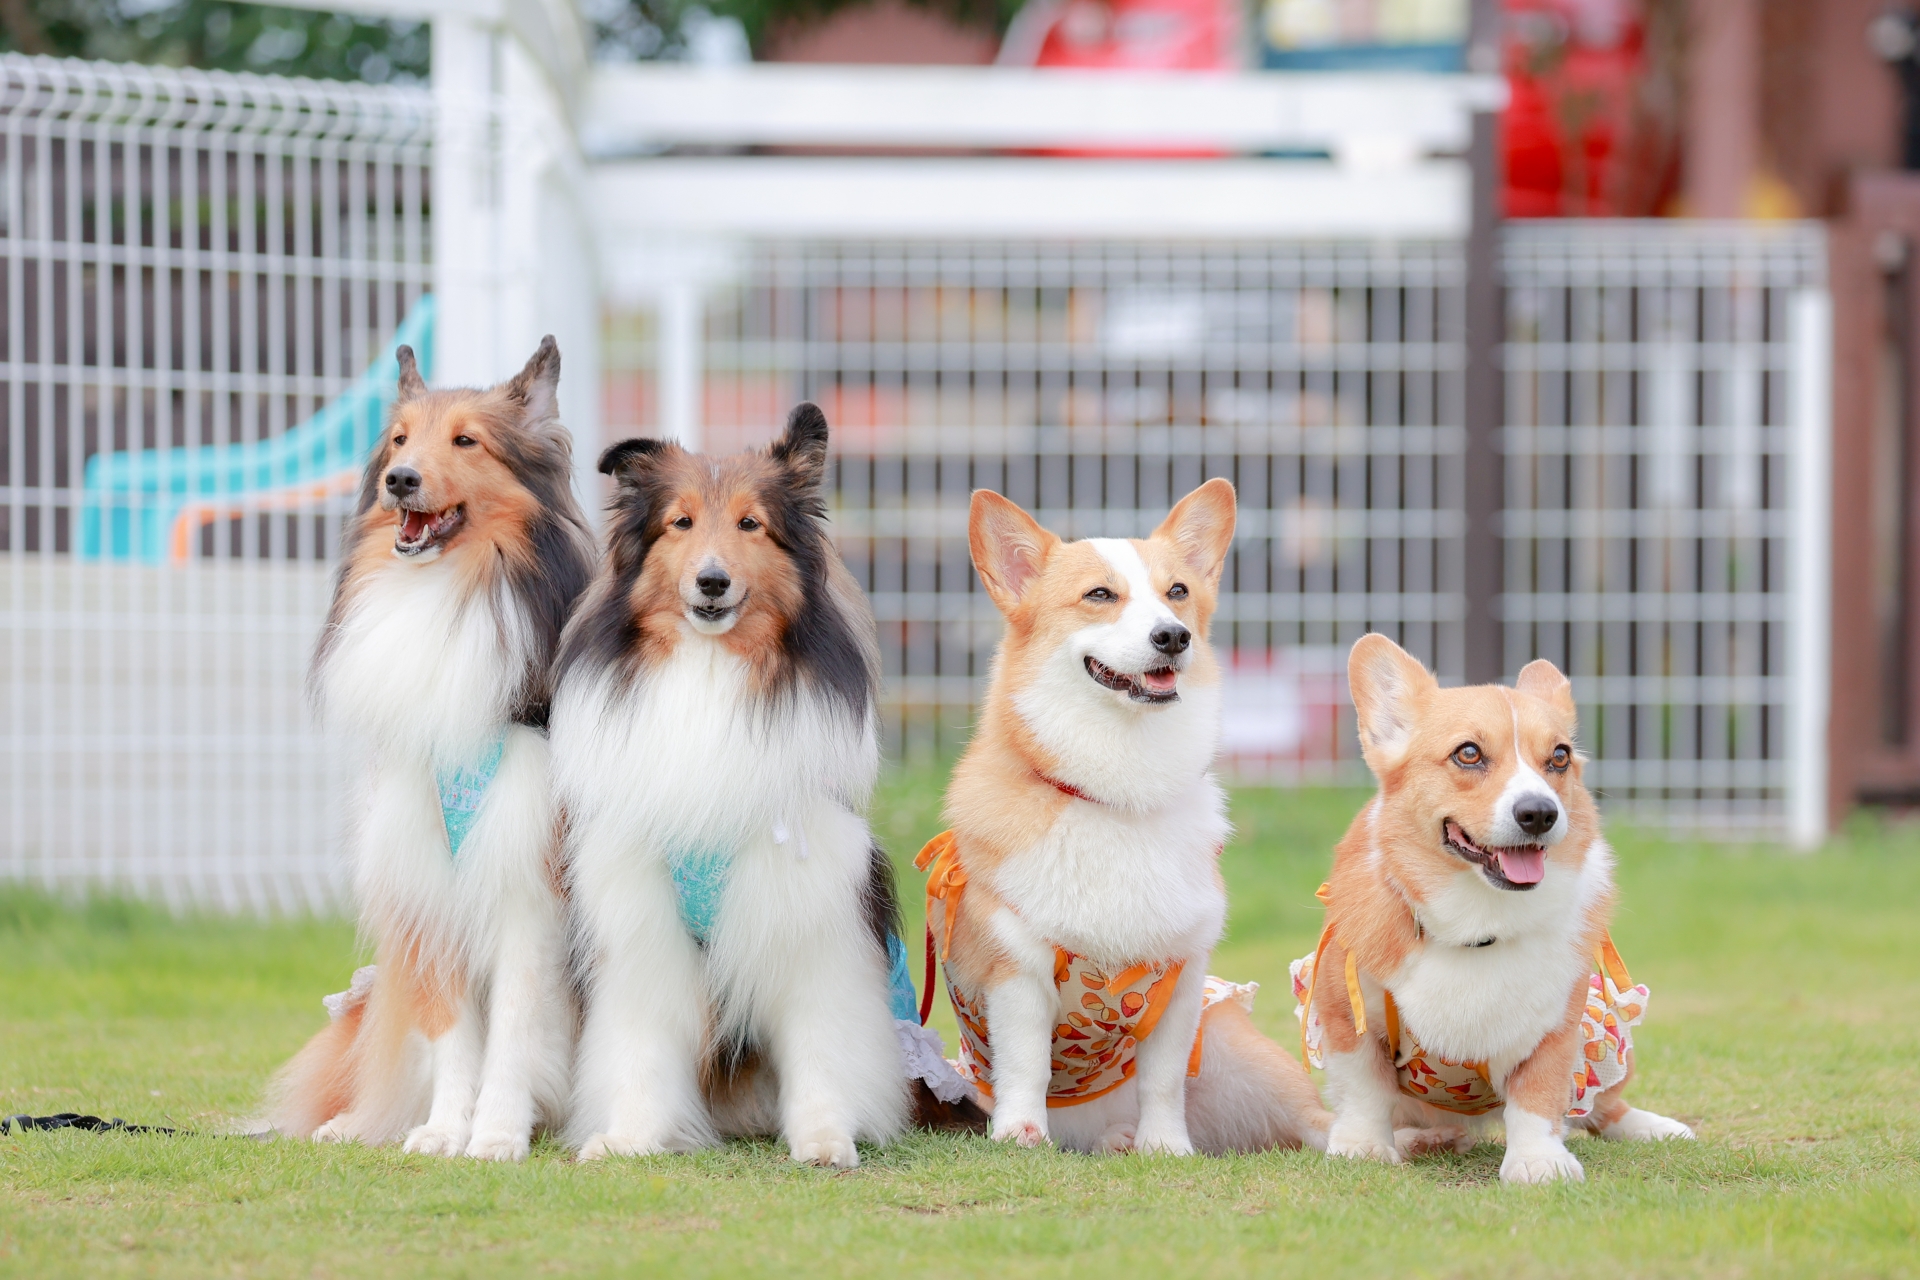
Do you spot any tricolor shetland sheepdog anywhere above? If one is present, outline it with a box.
[552,404,908,1168]
[267,338,595,1162]
[920,482,1334,1155]
[1297,635,1694,1183]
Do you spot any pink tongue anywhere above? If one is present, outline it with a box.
[1496,848,1546,884]
[1139,669,1177,693]
[400,511,429,541]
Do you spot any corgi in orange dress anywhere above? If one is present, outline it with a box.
[918,481,1332,1155]
[1299,634,1694,1183]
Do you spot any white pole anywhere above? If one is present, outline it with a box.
[1787,288,1832,850]
[659,279,704,452]
[431,16,503,389]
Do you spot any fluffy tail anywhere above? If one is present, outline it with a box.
[1185,999,1335,1154]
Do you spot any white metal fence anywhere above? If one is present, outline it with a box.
[0,56,430,911]
[0,57,1834,911]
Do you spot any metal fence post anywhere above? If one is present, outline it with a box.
[1462,0,1504,685]
[1789,288,1833,848]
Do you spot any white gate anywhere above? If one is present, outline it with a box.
[0,56,430,911]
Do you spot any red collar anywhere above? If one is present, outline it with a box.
[1037,771,1105,804]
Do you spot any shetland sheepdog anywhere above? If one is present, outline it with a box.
[1298,634,1694,1183]
[920,481,1334,1155]
[551,404,909,1168]
[267,338,595,1162]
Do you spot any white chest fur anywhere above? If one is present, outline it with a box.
[551,639,878,855]
[320,562,528,764]
[986,771,1230,969]
[1383,837,1612,1075]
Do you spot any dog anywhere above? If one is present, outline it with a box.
[266,337,595,1162]
[551,403,911,1168]
[916,480,1334,1156]
[1295,633,1695,1183]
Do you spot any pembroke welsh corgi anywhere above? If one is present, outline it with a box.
[1296,633,1695,1183]
[269,338,595,1161]
[918,480,1334,1155]
[552,404,915,1168]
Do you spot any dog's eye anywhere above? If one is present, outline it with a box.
[737,516,760,531]
[1451,742,1484,767]
[453,435,476,448]
[1083,586,1117,602]
[1548,744,1571,772]
[672,516,693,530]
[1168,582,1189,600]
[392,434,407,446]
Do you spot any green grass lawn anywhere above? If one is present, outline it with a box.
[1,772,1916,1278]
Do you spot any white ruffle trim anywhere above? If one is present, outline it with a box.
[322,965,377,1021]
[896,1019,969,1103]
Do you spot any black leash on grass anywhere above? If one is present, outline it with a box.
[2,1113,178,1136]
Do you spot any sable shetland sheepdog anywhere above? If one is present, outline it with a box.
[552,404,908,1168]
[922,481,1334,1155]
[267,337,595,1162]
[1300,634,1694,1184]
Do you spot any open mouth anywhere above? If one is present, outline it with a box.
[1084,655,1180,704]
[394,505,464,557]
[1442,819,1546,892]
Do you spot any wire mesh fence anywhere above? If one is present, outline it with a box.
[0,55,431,911]
[1500,221,1828,832]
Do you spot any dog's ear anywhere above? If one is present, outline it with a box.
[501,335,562,433]
[1348,633,1436,775]
[395,344,427,404]
[599,436,672,484]
[1153,478,1236,588]
[1516,657,1576,720]
[770,402,830,492]
[970,489,1058,615]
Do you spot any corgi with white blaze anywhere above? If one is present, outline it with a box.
[268,338,595,1161]
[553,404,909,1169]
[919,480,1334,1156]
[1298,634,1695,1184]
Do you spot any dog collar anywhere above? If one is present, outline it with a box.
[1036,771,1104,804]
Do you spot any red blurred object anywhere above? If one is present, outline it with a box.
[1502,0,1652,217]
[998,0,1241,154]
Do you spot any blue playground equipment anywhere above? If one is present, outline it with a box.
[80,296,435,564]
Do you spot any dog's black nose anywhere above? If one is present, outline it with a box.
[1512,796,1559,837]
[696,568,731,599]
[1151,623,1191,655]
[385,466,420,497]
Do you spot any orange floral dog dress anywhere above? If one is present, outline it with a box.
[917,831,1253,1108]
[1290,885,1649,1119]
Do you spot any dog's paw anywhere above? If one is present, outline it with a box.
[1394,1125,1474,1159]
[403,1125,470,1158]
[790,1133,860,1169]
[990,1117,1049,1148]
[1131,1125,1195,1157]
[1326,1124,1402,1164]
[1097,1124,1136,1154]
[465,1130,529,1163]
[1500,1142,1584,1184]
[1600,1107,1696,1143]
[577,1132,666,1162]
[310,1118,352,1145]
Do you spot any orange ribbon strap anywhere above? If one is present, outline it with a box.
[915,831,967,962]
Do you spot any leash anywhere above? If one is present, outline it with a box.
[3,1113,178,1136]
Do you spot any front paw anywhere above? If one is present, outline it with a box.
[577,1132,667,1162]
[465,1130,530,1163]
[790,1133,860,1169]
[1501,1142,1584,1184]
[1394,1125,1474,1159]
[310,1117,352,1145]
[1327,1121,1402,1164]
[403,1125,470,1158]
[990,1115,1049,1148]
[1131,1123,1195,1157]
[1600,1107,1696,1143]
